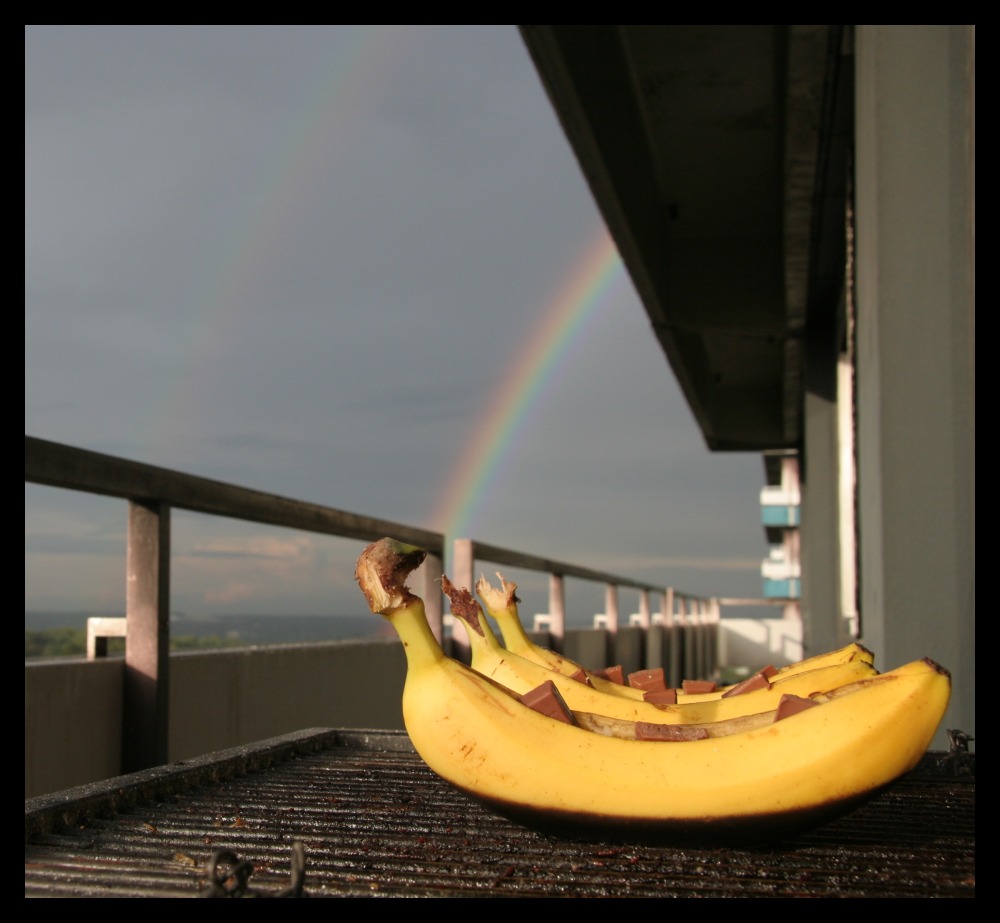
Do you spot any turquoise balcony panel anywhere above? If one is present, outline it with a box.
[763,577,801,599]
[761,505,801,527]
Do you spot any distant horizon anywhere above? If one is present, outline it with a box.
[26,608,365,619]
[25,609,397,647]
[27,601,784,630]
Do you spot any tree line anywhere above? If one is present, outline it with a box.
[25,628,245,659]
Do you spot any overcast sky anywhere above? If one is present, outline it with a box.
[25,25,770,631]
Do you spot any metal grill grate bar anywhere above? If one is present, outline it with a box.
[25,729,975,898]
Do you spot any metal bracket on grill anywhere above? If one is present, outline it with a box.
[937,728,975,778]
[203,842,307,898]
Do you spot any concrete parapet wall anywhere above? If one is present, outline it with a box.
[25,640,406,799]
[26,620,802,799]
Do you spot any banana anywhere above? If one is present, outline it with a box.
[355,538,951,846]
[576,671,898,740]
[475,571,874,702]
[575,706,779,739]
[444,574,878,725]
[758,640,876,678]
[675,641,877,702]
[475,571,647,699]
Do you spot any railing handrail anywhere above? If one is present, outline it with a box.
[455,537,700,597]
[25,433,723,773]
[25,435,444,553]
[26,434,447,774]
[759,484,801,504]
[447,537,716,660]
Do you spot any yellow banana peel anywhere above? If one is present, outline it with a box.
[446,574,877,724]
[676,641,876,702]
[356,539,951,845]
[476,571,647,700]
[477,570,875,701]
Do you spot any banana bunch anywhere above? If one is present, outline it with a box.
[476,570,875,702]
[443,574,878,725]
[475,571,647,699]
[355,538,952,846]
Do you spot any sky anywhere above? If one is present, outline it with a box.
[25,25,771,632]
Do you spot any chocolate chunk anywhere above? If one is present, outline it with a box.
[643,688,678,705]
[635,722,710,741]
[720,670,771,698]
[627,667,667,693]
[760,665,778,678]
[569,668,592,685]
[774,694,819,722]
[519,680,578,725]
[592,665,625,685]
[681,679,718,694]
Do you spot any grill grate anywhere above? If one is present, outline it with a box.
[25,728,975,898]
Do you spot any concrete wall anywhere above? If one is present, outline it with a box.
[24,658,124,800]
[854,25,975,749]
[801,351,849,656]
[717,619,805,675]
[25,639,406,799]
[168,640,407,762]
[25,619,801,800]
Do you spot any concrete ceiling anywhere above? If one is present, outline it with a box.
[519,25,851,452]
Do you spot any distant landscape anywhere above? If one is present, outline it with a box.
[25,611,396,659]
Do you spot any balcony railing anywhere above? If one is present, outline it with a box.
[761,505,801,527]
[759,484,801,506]
[26,435,728,782]
[761,552,802,581]
[26,435,445,774]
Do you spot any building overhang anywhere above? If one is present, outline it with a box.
[519,25,852,452]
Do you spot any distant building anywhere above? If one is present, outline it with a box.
[760,452,801,620]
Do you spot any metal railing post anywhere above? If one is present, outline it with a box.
[603,583,619,633]
[123,499,171,773]
[449,539,474,662]
[421,551,444,647]
[636,590,651,628]
[548,574,565,651]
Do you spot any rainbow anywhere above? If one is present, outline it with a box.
[432,228,627,543]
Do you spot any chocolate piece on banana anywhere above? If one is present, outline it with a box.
[520,680,578,726]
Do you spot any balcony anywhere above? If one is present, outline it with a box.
[763,576,801,598]
[761,503,801,528]
[24,25,974,896]
[26,435,802,799]
[760,484,801,507]
[761,545,801,600]
[761,547,800,579]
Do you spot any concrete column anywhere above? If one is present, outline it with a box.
[854,25,975,748]
[123,499,170,772]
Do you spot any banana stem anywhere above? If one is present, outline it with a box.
[442,576,507,652]
[476,572,565,661]
[475,573,527,643]
[381,597,447,671]
[355,538,445,671]
[476,571,648,700]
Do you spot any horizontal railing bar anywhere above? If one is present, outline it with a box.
[462,539,709,600]
[26,434,449,774]
[718,597,800,606]
[25,433,732,779]
[26,436,444,554]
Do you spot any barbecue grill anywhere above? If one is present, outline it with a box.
[25,728,975,898]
